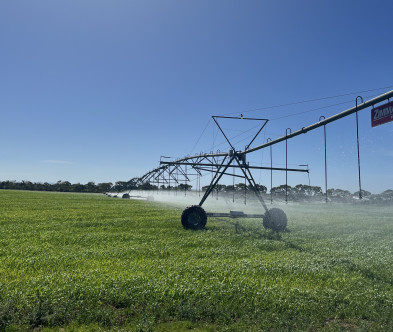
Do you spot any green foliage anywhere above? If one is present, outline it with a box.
[0,190,393,331]
[0,181,114,193]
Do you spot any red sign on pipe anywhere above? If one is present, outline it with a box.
[371,101,393,127]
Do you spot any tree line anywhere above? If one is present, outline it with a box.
[1,180,392,203]
[0,180,113,193]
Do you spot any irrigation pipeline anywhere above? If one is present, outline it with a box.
[110,89,393,197]
[244,89,393,155]
[111,88,393,230]
[162,89,393,164]
[120,88,393,192]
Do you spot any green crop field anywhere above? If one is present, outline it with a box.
[0,190,392,331]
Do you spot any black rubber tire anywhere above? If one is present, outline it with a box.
[181,205,207,230]
[122,193,130,199]
[263,208,288,232]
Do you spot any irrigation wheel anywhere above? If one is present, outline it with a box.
[181,205,207,230]
[263,208,288,232]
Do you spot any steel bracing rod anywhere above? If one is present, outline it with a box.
[148,168,164,182]
[245,119,269,150]
[213,116,269,121]
[194,167,247,179]
[174,165,191,182]
[212,115,269,152]
[139,159,200,186]
[162,152,228,165]
[212,152,223,165]
[144,172,156,183]
[245,89,393,155]
[139,165,167,183]
[191,165,203,176]
[168,164,181,176]
[168,167,181,184]
[154,165,171,181]
[199,155,232,206]
[233,155,269,212]
[156,166,192,185]
[168,163,200,179]
[155,172,170,184]
[205,156,218,165]
[167,166,181,184]
[136,164,180,189]
[138,172,153,184]
[244,166,269,211]
[212,117,236,151]
[160,161,308,173]
[154,175,168,185]
[148,165,183,186]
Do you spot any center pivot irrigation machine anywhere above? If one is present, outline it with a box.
[116,89,393,232]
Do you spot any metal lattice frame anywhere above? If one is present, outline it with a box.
[111,89,393,229]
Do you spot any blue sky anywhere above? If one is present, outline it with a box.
[1,0,392,193]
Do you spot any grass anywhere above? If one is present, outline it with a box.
[0,190,393,331]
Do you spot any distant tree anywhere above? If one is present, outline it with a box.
[178,183,192,191]
[353,189,371,198]
[271,185,291,196]
[225,185,235,192]
[235,183,247,191]
[293,184,308,196]
[381,189,393,198]
[21,180,34,191]
[215,184,227,192]
[0,180,118,193]
[97,182,112,193]
[54,180,72,192]
[254,184,267,193]
[139,182,158,190]
[125,178,138,190]
[0,181,14,189]
[113,181,128,191]
[61,181,72,192]
[72,183,85,192]
[85,182,97,193]
[43,182,52,191]
[327,188,352,201]
[309,186,322,196]
[327,188,351,197]
[376,190,393,203]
